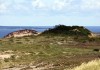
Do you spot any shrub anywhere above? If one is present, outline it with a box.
[10,55,16,61]
[93,49,99,52]
[4,58,9,62]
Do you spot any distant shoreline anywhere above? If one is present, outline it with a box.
[0,26,100,38]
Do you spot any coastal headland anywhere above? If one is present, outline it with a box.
[0,25,100,70]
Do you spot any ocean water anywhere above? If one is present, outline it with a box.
[0,26,100,38]
[0,26,53,38]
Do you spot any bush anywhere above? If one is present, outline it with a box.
[4,58,9,62]
[93,49,99,52]
[10,55,16,61]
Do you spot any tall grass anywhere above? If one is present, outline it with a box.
[70,59,100,70]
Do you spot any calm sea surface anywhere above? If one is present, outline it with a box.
[0,26,100,38]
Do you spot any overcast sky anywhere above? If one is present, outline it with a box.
[0,0,100,26]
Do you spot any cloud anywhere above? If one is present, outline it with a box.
[32,0,46,9]
[52,0,74,11]
[0,0,14,13]
[0,0,100,15]
[52,0,100,12]
[12,0,30,11]
[0,0,31,14]
[13,4,29,11]
[53,0,66,10]
[0,4,6,12]
[81,0,100,10]
[0,2,10,13]
[13,0,27,3]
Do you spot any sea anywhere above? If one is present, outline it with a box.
[0,26,100,38]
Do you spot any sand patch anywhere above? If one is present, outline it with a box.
[0,54,14,59]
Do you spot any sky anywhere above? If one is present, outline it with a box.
[0,0,100,26]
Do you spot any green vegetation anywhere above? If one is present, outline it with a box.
[0,35,100,70]
[0,25,100,70]
[42,25,91,36]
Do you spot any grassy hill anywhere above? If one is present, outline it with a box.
[0,35,100,70]
[42,25,91,36]
[0,25,100,70]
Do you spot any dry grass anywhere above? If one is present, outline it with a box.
[69,59,100,70]
[0,36,100,70]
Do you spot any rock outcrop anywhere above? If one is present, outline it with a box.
[4,29,38,38]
